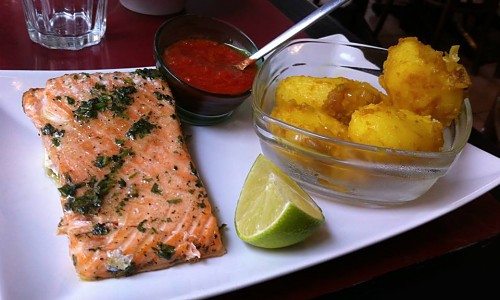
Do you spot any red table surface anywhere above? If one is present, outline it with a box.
[0,0,305,70]
[1,0,499,298]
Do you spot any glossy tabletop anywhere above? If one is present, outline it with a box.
[0,0,310,70]
[1,0,499,298]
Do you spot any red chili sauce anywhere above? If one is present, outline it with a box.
[162,38,258,95]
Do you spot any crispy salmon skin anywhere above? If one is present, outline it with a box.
[22,69,226,280]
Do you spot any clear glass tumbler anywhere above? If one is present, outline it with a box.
[22,0,108,50]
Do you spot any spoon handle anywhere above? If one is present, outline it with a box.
[237,0,349,70]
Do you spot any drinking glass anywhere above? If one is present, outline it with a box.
[22,0,108,50]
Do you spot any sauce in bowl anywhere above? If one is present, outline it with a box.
[162,38,258,95]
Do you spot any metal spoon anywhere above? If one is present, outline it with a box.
[235,0,350,70]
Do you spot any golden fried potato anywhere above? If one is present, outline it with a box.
[275,76,348,108]
[348,103,444,151]
[271,100,366,185]
[379,37,471,126]
[271,100,348,151]
[322,80,387,125]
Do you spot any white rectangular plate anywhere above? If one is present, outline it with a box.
[1,68,499,300]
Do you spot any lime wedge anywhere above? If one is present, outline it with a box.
[235,154,325,248]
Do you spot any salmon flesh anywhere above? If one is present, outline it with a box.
[22,69,226,280]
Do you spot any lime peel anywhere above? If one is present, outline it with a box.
[235,154,325,248]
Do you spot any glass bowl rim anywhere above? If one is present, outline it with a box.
[252,38,473,159]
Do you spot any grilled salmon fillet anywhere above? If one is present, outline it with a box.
[22,69,226,280]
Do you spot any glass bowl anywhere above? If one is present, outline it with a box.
[252,38,473,206]
[154,14,258,125]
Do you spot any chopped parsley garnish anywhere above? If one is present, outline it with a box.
[94,83,106,91]
[94,148,133,172]
[151,183,162,194]
[137,219,147,233]
[118,178,127,188]
[189,162,198,176]
[111,148,134,172]
[95,174,117,196]
[126,118,157,140]
[41,123,65,147]
[92,223,110,235]
[64,188,103,215]
[55,95,76,105]
[112,86,136,107]
[52,138,62,147]
[127,184,139,198]
[153,243,176,260]
[58,176,84,198]
[60,174,117,215]
[73,85,136,121]
[195,179,203,188]
[115,199,128,215]
[73,96,108,120]
[154,91,174,105]
[133,68,164,80]
[66,96,76,105]
[71,145,134,214]
[167,198,181,204]
[115,138,125,146]
[95,155,111,169]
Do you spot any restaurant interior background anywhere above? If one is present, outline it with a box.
[316,0,500,146]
